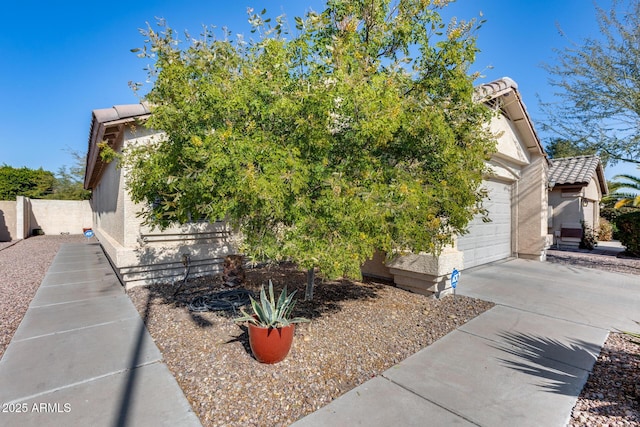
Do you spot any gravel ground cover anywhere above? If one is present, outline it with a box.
[127,264,493,427]
[1,237,638,426]
[0,235,85,360]
[570,333,640,426]
[547,247,640,276]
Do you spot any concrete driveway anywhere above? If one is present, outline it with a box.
[458,257,640,331]
[293,258,640,427]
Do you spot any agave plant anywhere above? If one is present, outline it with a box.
[234,280,309,328]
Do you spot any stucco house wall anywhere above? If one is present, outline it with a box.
[91,147,126,247]
[516,156,550,259]
[492,114,531,166]
[548,184,601,230]
[582,175,604,230]
[85,106,237,288]
[490,111,547,256]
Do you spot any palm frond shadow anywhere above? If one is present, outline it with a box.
[492,331,601,396]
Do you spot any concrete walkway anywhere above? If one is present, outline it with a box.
[551,239,627,256]
[0,243,201,427]
[292,258,640,427]
[2,244,638,427]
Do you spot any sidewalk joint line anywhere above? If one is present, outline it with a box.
[30,292,125,308]
[1,361,164,405]
[11,316,141,342]
[44,266,113,275]
[379,375,482,426]
[489,302,610,332]
[38,278,120,288]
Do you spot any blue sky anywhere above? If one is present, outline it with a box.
[1,0,636,181]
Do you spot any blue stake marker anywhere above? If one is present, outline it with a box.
[451,268,460,300]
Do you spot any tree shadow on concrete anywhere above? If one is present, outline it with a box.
[492,331,602,396]
[112,289,153,427]
[492,330,640,420]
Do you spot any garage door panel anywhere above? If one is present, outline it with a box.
[457,180,512,269]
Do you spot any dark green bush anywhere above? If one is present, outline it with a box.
[616,211,640,256]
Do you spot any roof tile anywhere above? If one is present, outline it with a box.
[548,155,601,185]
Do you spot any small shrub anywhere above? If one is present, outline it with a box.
[579,221,598,250]
[616,211,640,256]
[598,218,614,241]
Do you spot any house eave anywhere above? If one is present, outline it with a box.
[84,104,151,190]
[478,77,548,163]
[596,162,609,195]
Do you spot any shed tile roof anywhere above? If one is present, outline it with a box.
[548,155,602,186]
[474,77,518,101]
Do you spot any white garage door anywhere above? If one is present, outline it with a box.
[457,180,513,269]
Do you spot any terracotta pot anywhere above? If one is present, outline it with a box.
[247,323,295,364]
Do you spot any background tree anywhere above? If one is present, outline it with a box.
[0,165,55,200]
[607,168,640,209]
[545,138,602,162]
[46,149,91,200]
[125,0,496,289]
[541,0,640,165]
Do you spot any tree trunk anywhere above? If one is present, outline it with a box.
[305,268,315,301]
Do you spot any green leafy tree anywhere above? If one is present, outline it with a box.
[541,0,640,165]
[0,165,56,200]
[125,0,496,287]
[47,150,92,200]
[545,138,601,162]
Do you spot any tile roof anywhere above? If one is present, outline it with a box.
[548,155,602,185]
[474,77,518,101]
[475,77,547,160]
[92,102,151,124]
[84,103,152,190]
